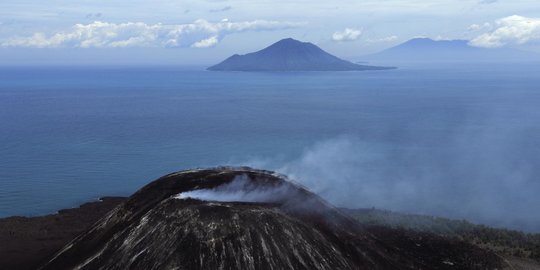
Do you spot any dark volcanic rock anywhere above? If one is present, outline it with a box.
[0,197,126,270]
[208,38,394,71]
[40,167,504,269]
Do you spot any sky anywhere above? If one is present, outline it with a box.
[1,0,540,65]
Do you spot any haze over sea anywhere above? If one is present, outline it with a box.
[1,64,539,232]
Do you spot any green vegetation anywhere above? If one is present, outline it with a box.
[344,208,540,262]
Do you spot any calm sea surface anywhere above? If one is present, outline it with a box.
[1,64,539,231]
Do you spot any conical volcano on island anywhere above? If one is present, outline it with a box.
[208,38,394,71]
[40,167,503,270]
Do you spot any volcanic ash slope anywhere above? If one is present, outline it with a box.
[41,167,504,270]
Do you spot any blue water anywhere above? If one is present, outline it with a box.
[1,64,539,232]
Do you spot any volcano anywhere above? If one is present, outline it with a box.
[363,38,539,63]
[208,38,394,71]
[40,167,503,269]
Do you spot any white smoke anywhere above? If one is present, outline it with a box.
[175,174,293,203]
[232,131,540,232]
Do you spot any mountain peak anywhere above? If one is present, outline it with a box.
[363,37,539,63]
[398,38,470,49]
[40,167,504,270]
[275,37,302,44]
[262,38,314,53]
[208,38,394,71]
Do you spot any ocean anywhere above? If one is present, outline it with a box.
[1,63,539,232]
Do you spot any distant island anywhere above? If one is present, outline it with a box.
[34,168,507,269]
[363,37,539,63]
[208,38,395,71]
[1,168,538,269]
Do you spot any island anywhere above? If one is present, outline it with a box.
[208,38,395,71]
[1,167,538,269]
[39,167,503,270]
[362,37,539,63]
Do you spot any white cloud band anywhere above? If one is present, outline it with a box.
[1,19,304,48]
[191,35,218,48]
[469,15,540,48]
[332,28,362,42]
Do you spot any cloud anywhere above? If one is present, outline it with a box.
[1,19,304,48]
[478,0,497,4]
[191,35,218,48]
[469,15,540,48]
[467,22,491,32]
[332,28,362,42]
[210,6,232,12]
